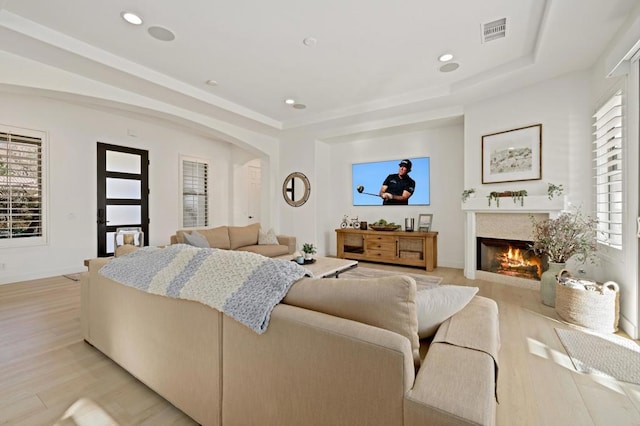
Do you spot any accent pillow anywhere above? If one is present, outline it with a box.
[258,228,279,245]
[283,275,420,367]
[416,285,478,339]
[183,230,211,248]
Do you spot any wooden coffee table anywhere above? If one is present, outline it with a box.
[279,255,358,278]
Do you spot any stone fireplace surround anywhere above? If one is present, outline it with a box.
[462,195,566,288]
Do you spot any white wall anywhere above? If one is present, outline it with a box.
[0,92,239,284]
[325,124,465,268]
[278,136,319,253]
[464,70,593,209]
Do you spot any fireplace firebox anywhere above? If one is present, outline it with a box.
[477,237,548,280]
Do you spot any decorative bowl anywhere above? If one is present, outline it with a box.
[369,225,401,231]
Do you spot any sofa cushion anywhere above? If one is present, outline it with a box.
[228,223,260,250]
[183,230,211,248]
[258,228,279,245]
[416,285,478,339]
[237,244,290,257]
[198,227,231,249]
[175,226,231,249]
[283,275,420,367]
[115,244,139,257]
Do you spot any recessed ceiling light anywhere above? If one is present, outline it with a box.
[284,98,296,105]
[148,26,175,41]
[205,79,218,86]
[121,11,143,25]
[439,62,460,73]
[293,103,306,109]
[438,53,454,62]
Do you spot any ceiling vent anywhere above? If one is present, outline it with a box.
[482,18,506,43]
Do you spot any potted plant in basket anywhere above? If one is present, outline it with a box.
[530,208,598,307]
[302,243,317,260]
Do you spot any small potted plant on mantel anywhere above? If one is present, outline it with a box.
[530,208,598,307]
[461,188,476,203]
[302,243,317,260]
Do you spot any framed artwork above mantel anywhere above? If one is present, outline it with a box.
[482,124,542,184]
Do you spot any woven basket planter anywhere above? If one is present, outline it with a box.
[555,280,620,333]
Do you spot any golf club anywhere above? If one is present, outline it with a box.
[356,185,379,197]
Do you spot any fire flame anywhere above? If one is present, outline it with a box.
[498,245,542,278]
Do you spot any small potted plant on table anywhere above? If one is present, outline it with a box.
[302,243,317,261]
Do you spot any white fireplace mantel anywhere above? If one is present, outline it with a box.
[461,195,566,213]
[463,195,567,281]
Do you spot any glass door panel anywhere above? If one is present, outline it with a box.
[106,178,141,199]
[106,205,141,226]
[106,151,142,174]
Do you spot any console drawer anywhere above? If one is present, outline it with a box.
[366,248,397,259]
[365,240,395,251]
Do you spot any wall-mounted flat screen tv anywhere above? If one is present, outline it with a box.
[352,157,430,206]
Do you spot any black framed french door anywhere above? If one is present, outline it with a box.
[96,142,149,257]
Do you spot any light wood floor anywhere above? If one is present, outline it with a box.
[1,264,639,425]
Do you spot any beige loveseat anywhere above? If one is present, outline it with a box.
[82,257,500,426]
[170,223,295,257]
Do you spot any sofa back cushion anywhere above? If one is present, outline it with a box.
[228,223,260,250]
[283,275,421,367]
[176,226,230,249]
[199,227,231,249]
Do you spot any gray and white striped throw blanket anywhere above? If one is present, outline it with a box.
[99,244,309,333]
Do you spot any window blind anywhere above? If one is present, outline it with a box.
[182,159,208,228]
[0,131,43,240]
[593,90,623,249]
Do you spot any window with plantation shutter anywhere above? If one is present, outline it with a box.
[0,127,46,245]
[180,156,209,228]
[593,89,623,249]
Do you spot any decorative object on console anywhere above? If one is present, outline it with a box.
[482,123,542,184]
[302,243,317,260]
[547,182,564,200]
[369,218,400,231]
[461,188,476,202]
[530,208,598,307]
[340,215,361,229]
[417,213,433,232]
[404,217,415,232]
[282,172,310,207]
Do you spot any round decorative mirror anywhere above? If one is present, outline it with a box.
[282,172,311,207]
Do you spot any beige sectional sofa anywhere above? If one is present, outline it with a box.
[82,257,499,426]
[170,223,296,257]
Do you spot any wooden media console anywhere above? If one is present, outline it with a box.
[336,228,438,271]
